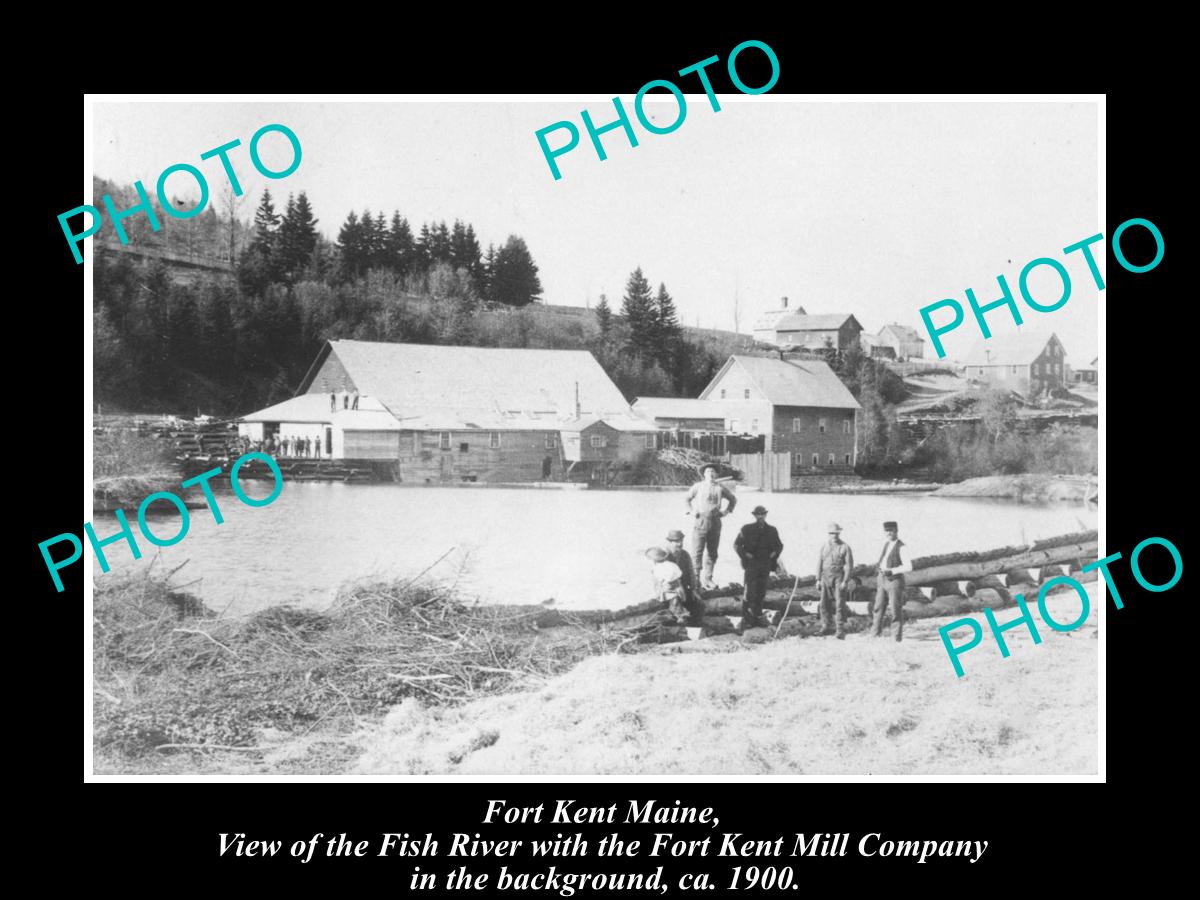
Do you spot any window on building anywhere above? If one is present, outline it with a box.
[743,389,750,399]
[644,433,656,449]
[590,435,606,448]
[439,432,451,450]
[844,453,851,465]
[819,418,827,434]
[459,442,469,453]
[490,432,501,449]
[413,432,420,454]
[828,453,836,465]
[1011,365,1019,375]
[843,419,851,434]
[792,418,802,433]
[1053,363,1060,375]
[730,419,739,432]
[545,434,558,449]
[811,453,819,467]
[720,389,726,399]
[750,419,758,432]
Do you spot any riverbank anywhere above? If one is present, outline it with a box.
[93,566,1099,775]
[355,585,1098,776]
[934,474,1096,502]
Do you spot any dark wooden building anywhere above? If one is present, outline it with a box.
[238,340,656,483]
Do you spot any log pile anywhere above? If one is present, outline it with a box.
[505,530,1099,647]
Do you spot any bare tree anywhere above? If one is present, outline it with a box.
[219,180,250,264]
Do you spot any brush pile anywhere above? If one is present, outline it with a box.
[94,570,640,758]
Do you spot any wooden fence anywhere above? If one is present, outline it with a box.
[730,452,791,491]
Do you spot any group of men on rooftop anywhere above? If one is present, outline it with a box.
[648,464,913,641]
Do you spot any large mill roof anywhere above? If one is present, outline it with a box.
[302,340,633,419]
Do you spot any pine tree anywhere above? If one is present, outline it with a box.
[463,224,485,292]
[654,282,682,370]
[249,189,279,257]
[490,235,543,307]
[284,192,319,279]
[621,267,656,358]
[429,221,452,263]
[336,210,364,279]
[415,222,433,272]
[387,211,414,274]
[594,293,613,341]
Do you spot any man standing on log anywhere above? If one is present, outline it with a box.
[817,523,854,639]
[684,463,737,590]
[872,520,913,642]
[734,505,783,629]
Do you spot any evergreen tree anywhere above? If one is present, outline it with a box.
[387,211,414,274]
[463,224,485,291]
[415,222,433,272]
[249,189,280,256]
[594,293,613,341]
[429,220,452,263]
[620,267,656,358]
[287,192,319,275]
[336,210,364,279]
[490,235,543,307]
[654,282,682,370]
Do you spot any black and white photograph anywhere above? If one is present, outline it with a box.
[81,94,1102,778]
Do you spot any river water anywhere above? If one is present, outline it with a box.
[98,484,1096,617]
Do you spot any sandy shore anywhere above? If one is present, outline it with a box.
[349,586,1099,776]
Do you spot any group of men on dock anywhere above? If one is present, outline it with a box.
[248,434,324,459]
[648,464,913,641]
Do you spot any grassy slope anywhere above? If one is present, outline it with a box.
[352,588,1098,776]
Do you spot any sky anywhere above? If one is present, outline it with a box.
[92,98,1100,364]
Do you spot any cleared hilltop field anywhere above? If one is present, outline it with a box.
[351,587,1099,777]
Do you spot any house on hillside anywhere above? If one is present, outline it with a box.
[875,323,926,360]
[860,332,897,360]
[237,340,656,483]
[752,297,863,353]
[960,332,1068,396]
[1069,356,1098,386]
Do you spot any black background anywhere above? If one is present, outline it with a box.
[22,23,1179,888]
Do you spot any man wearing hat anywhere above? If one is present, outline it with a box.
[645,546,688,623]
[734,505,784,628]
[664,529,703,624]
[683,463,738,590]
[872,521,913,641]
[816,523,855,639]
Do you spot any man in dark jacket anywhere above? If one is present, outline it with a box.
[734,505,784,628]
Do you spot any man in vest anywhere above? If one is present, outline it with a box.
[664,529,704,625]
[817,522,854,639]
[734,505,784,629]
[683,464,738,590]
[872,520,913,641]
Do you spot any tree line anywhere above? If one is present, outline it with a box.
[92,179,739,415]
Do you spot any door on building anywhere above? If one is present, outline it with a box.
[542,456,552,479]
[324,427,332,457]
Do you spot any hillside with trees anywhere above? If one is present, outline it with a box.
[91,179,741,415]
